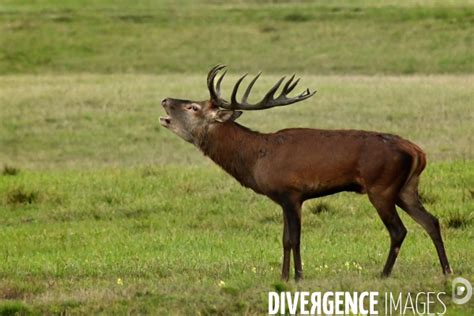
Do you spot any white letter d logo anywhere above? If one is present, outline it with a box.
[452,277,472,305]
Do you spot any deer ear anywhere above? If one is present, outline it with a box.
[215,110,243,122]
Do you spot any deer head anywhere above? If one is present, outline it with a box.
[160,65,316,144]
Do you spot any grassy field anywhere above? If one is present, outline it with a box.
[0,0,473,75]
[0,162,472,314]
[1,0,473,315]
[1,74,473,169]
[1,74,473,314]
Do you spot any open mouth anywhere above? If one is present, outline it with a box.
[160,104,172,127]
[159,116,171,127]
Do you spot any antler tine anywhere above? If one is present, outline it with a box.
[241,72,261,104]
[286,77,300,95]
[282,74,295,94]
[216,70,227,95]
[207,64,224,87]
[263,76,286,101]
[297,89,317,101]
[230,73,248,108]
[299,89,310,97]
[207,65,228,106]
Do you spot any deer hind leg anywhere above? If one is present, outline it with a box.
[368,193,407,277]
[396,177,452,275]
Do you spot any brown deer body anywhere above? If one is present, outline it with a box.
[160,65,451,281]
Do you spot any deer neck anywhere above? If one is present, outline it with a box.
[197,121,262,190]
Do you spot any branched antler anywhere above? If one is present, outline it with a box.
[207,65,316,110]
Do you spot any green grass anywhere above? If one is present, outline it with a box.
[1,0,473,314]
[0,164,473,314]
[0,0,473,74]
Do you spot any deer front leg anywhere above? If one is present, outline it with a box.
[281,215,291,281]
[282,200,303,281]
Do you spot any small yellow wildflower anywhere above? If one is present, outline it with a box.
[353,262,363,271]
[117,278,123,285]
[252,267,257,273]
[218,280,226,287]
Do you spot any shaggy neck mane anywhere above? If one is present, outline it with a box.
[197,121,262,190]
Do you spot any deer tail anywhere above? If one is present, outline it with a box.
[400,140,427,192]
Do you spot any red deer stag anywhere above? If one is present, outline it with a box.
[160,65,451,281]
